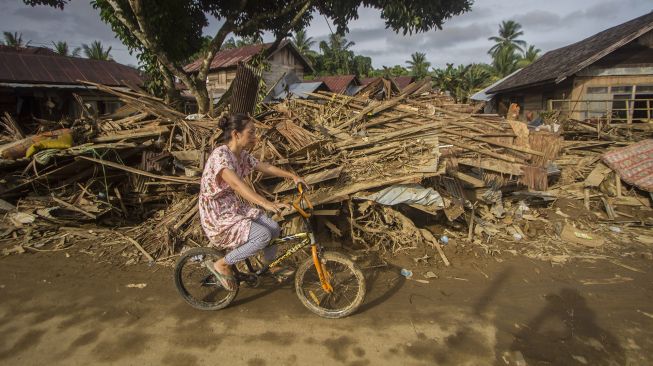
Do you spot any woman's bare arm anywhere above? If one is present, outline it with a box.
[220,168,285,212]
[255,162,306,186]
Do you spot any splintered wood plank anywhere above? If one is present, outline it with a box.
[272,166,343,193]
[584,162,612,187]
[458,158,523,176]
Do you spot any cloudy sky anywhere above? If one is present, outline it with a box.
[1,0,651,69]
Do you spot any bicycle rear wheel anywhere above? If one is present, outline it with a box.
[174,247,238,311]
[295,252,366,318]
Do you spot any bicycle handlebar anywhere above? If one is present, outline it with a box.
[293,182,313,218]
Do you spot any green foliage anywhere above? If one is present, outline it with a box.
[517,44,541,68]
[3,32,31,47]
[488,20,526,56]
[51,41,81,57]
[406,52,431,80]
[292,30,315,55]
[82,40,112,60]
[432,63,492,103]
[24,0,473,112]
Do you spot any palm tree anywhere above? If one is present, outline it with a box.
[319,34,355,74]
[3,32,31,48]
[492,46,520,78]
[517,44,541,68]
[51,41,81,57]
[488,20,527,56]
[292,30,315,55]
[406,52,431,80]
[82,41,112,60]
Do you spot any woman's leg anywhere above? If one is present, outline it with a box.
[223,220,272,265]
[254,215,281,262]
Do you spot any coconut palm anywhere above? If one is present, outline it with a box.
[3,32,31,48]
[319,34,355,74]
[82,40,112,60]
[492,46,520,78]
[517,44,541,68]
[51,41,81,57]
[406,52,431,80]
[292,29,315,55]
[488,20,527,56]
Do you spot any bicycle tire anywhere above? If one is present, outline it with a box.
[294,252,366,319]
[174,247,238,311]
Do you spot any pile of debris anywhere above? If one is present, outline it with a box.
[1,80,651,267]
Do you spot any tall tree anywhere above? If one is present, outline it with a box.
[82,40,112,60]
[432,63,492,103]
[406,52,431,80]
[517,44,541,68]
[3,32,31,47]
[25,0,473,114]
[352,55,372,77]
[488,20,526,56]
[292,29,315,55]
[491,46,520,78]
[51,41,81,57]
[319,34,355,74]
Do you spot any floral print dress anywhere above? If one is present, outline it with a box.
[199,145,262,249]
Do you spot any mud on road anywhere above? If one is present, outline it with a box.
[1,249,652,366]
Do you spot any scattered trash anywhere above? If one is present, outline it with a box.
[126,283,147,289]
[439,235,449,245]
[400,268,413,279]
[424,271,438,279]
[608,226,622,233]
[513,233,523,241]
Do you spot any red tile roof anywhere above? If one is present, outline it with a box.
[0,48,142,86]
[313,75,360,93]
[184,40,313,73]
[392,76,415,90]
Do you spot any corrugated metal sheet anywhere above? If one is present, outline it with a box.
[184,43,268,73]
[313,75,359,94]
[392,76,415,90]
[0,50,142,86]
[360,77,380,86]
[185,40,314,73]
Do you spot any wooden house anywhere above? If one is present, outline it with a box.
[184,40,314,100]
[487,12,653,123]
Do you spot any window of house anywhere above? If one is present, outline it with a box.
[587,86,608,94]
[610,86,632,94]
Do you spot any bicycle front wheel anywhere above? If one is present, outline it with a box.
[295,252,366,318]
[174,247,238,311]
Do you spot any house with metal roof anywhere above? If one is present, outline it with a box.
[487,12,653,122]
[0,45,142,122]
[312,75,362,95]
[184,40,314,100]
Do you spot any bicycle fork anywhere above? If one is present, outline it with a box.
[311,245,333,293]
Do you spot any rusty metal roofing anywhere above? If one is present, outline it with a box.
[392,76,415,90]
[360,77,381,86]
[0,49,143,87]
[313,75,360,93]
[184,40,313,73]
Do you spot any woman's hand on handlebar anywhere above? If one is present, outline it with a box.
[264,201,291,216]
[292,175,308,189]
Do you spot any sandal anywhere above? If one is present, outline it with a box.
[203,260,238,292]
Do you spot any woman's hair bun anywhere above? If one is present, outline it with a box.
[218,116,229,130]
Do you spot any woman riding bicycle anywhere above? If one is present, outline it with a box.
[199,113,306,291]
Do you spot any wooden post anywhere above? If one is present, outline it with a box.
[547,99,553,111]
[616,174,622,197]
[647,100,651,121]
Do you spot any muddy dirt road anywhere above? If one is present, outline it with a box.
[1,250,652,366]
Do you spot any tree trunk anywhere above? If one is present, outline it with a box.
[160,64,181,107]
[194,84,211,115]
